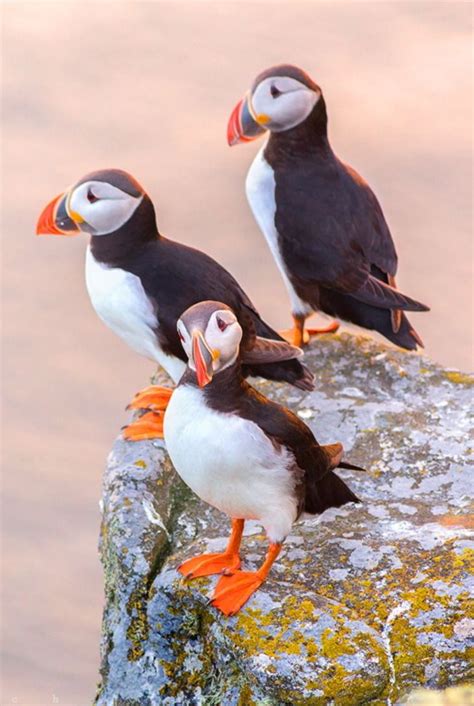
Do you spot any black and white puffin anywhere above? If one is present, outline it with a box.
[36,169,313,440]
[164,300,362,615]
[227,64,429,349]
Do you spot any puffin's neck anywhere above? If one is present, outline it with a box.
[181,360,249,412]
[265,96,331,161]
[89,197,160,266]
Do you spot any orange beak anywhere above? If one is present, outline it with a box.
[36,192,79,236]
[227,94,266,146]
[192,331,213,387]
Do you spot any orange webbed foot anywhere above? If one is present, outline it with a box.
[306,320,340,337]
[210,542,282,615]
[178,552,241,579]
[210,570,264,615]
[127,385,173,412]
[122,411,164,441]
[279,320,339,347]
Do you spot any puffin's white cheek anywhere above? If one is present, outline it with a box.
[87,198,143,235]
[272,90,319,131]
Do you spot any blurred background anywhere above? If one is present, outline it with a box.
[2,1,472,703]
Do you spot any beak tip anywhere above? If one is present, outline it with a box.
[227,94,266,147]
[36,191,79,237]
[35,218,50,236]
[197,378,211,389]
[227,133,240,147]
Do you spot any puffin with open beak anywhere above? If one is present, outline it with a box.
[164,301,363,615]
[227,64,429,349]
[36,169,313,440]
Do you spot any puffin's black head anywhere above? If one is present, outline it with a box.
[177,301,243,387]
[36,168,155,239]
[227,64,323,146]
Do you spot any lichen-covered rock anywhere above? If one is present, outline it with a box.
[95,333,473,705]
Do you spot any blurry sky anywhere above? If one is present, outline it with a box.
[1,1,472,704]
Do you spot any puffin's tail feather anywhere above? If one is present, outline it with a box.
[384,312,424,350]
[305,470,360,515]
[322,442,366,472]
[318,288,425,351]
[352,275,430,313]
[338,461,366,472]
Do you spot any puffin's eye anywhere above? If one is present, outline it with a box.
[216,316,228,332]
[270,85,282,99]
[178,329,185,342]
[87,188,99,204]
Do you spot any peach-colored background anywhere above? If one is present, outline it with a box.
[2,1,472,703]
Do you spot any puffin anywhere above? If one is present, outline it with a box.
[36,169,313,440]
[227,64,429,349]
[164,300,362,615]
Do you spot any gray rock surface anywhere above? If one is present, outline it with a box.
[95,333,473,705]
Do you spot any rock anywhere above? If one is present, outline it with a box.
[95,333,473,705]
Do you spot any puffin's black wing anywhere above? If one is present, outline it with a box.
[343,163,398,278]
[235,383,360,517]
[126,237,313,389]
[272,154,428,348]
[277,159,427,310]
[238,303,314,390]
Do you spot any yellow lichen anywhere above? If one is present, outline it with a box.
[443,371,474,386]
[126,581,150,662]
[453,547,474,568]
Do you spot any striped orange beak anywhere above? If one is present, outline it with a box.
[227,94,266,146]
[191,330,214,387]
[36,192,79,236]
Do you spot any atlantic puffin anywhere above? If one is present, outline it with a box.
[164,300,362,615]
[227,64,429,349]
[36,169,313,440]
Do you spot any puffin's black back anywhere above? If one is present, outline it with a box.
[262,91,426,350]
[90,202,312,389]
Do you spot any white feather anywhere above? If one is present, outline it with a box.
[85,246,186,383]
[251,76,319,132]
[246,146,313,317]
[164,384,298,543]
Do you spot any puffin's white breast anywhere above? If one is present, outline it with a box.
[245,146,312,317]
[85,247,185,383]
[164,384,298,543]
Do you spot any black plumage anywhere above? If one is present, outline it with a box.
[239,65,429,350]
[265,122,428,349]
[88,170,313,390]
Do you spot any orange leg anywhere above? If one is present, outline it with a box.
[210,542,282,616]
[127,385,173,412]
[280,314,339,347]
[179,519,244,579]
[122,410,165,441]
